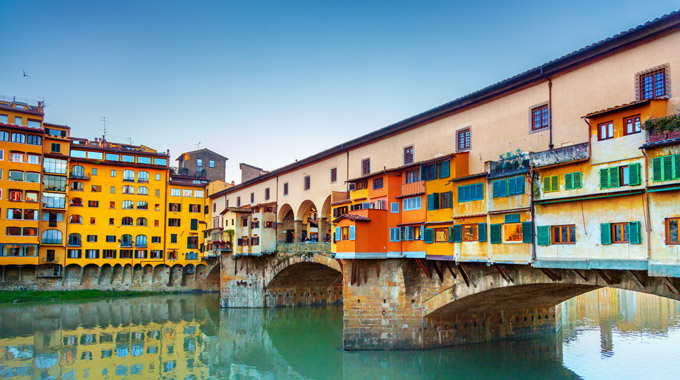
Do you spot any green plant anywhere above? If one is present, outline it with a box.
[225,229,235,243]
[642,113,680,133]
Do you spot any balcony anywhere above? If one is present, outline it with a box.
[69,172,90,180]
[488,150,531,179]
[642,114,680,148]
[42,239,63,245]
[531,143,590,168]
[401,181,425,197]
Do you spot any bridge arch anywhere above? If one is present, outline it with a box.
[263,254,342,307]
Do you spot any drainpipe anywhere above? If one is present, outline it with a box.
[529,168,536,262]
[641,149,652,260]
[540,67,554,150]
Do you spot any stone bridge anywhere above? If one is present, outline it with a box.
[219,252,680,350]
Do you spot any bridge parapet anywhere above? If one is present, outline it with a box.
[277,242,331,254]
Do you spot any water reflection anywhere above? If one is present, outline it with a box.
[0,288,678,379]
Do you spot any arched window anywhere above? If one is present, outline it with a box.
[123,170,135,181]
[71,165,85,178]
[122,185,135,194]
[121,234,133,247]
[136,201,148,210]
[70,182,84,191]
[136,217,147,226]
[70,197,83,207]
[122,217,133,226]
[69,215,82,224]
[135,235,147,247]
[68,233,82,246]
[122,200,134,209]
[137,186,149,195]
[42,229,62,244]
[138,171,149,182]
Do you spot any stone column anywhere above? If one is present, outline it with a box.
[318,218,328,243]
[294,220,303,243]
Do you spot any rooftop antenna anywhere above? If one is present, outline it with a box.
[195,142,201,150]
[100,117,109,140]
[126,137,133,145]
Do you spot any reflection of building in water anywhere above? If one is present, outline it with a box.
[561,288,680,356]
[0,295,218,379]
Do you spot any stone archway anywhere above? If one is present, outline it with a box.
[264,254,342,307]
[277,204,295,243]
[296,200,318,243]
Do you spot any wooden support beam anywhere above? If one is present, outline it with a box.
[457,264,475,287]
[431,261,444,282]
[234,258,238,275]
[540,268,561,282]
[444,261,457,279]
[350,260,356,286]
[246,259,249,275]
[363,260,368,284]
[415,259,431,278]
[495,265,514,284]
[595,269,613,286]
[376,260,380,278]
[662,277,680,295]
[571,269,587,282]
[628,270,645,290]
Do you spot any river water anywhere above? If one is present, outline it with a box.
[0,288,679,380]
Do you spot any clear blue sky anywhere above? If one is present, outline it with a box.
[1,1,677,183]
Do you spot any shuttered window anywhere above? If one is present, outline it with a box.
[564,172,583,190]
[452,225,462,242]
[427,193,440,210]
[652,154,679,182]
[438,160,450,178]
[458,183,484,202]
[537,226,551,246]
[493,177,524,198]
[543,175,559,193]
[478,223,487,242]
[490,224,502,244]
[424,228,434,243]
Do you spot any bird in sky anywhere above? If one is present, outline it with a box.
[22,70,30,78]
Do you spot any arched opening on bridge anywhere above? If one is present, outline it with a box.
[265,262,342,307]
[277,204,295,243]
[296,200,318,242]
[319,195,332,243]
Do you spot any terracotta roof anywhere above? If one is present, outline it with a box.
[346,153,458,183]
[332,214,371,223]
[220,207,252,215]
[584,98,660,118]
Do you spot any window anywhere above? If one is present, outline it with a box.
[405,168,420,184]
[122,200,134,209]
[612,223,629,243]
[44,175,67,191]
[373,177,383,190]
[283,183,289,196]
[42,230,63,244]
[168,218,181,227]
[90,217,96,224]
[91,168,97,176]
[68,249,81,259]
[136,217,147,226]
[456,128,470,151]
[171,234,177,244]
[43,158,67,174]
[463,224,478,242]
[188,204,201,213]
[440,191,452,208]
[458,183,484,202]
[135,235,147,247]
[87,235,97,243]
[639,67,667,100]
[14,117,23,126]
[152,236,161,243]
[169,203,181,212]
[304,175,311,190]
[138,171,149,182]
[389,227,401,242]
[531,104,549,131]
[434,228,449,243]
[138,156,151,164]
[88,200,99,208]
[11,133,25,143]
[51,143,60,153]
[197,159,203,169]
[503,223,523,242]
[237,196,241,207]
[71,165,85,178]
[123,185,135,194]
[598,121,614,140]
[150,250,163,259]
[68,233,82,247]
[265,187,270,200]
[123,170,135,181]
[543,175,559,193]
[71,181,84,191]
[120,250,132,259]
[91,185,101,192]
[403,197,421,211]
[600,164,641,189]
[137,186,149,195]
[330,168,337,183]
[361,158,370,176]
[667,218,679,245]
[121,235,133,247]
[111,170,116,177]
[564,172,583,190]
[651,154,679,183]
[106,235,116,243]
[103,250,116,259]
[552,225,575,244]
[122,217,133,226]
[194,190,204,198]
[422,163,437,181]
[69,215,82,224]
[493,177,524,197]
[43,193,66,208]
[9,170,24,181]
[624,115,641,135]
[404,146,414,165]
[156,173,160,181]
[86,250,99,259]
[250,192,255,203]
[183,189,192,197]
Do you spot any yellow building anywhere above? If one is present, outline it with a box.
[0,97,45,267]
[65,138,170,268]
[164,174,209,267]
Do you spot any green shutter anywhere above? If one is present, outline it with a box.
[537,226,551,246]
[433,192,440,210]
[600,168,609,189]
[452,225,462,243]
[550,176,559,192]
[565,173,573,190]
[543,177,551,193]
[516,177,524,194]
[629,163,641,186]
[601,223,611,245]
[574,172,582,189]
[629,221,641,244]
[421,165,427,181]
[427,194,435,210]
[448,226,454,243]
[478,223,487,242]
[490,224,502,244]
[187,237,191,249]
[675,154,680,180]
[446,191,452,208]
[493,181,501,198]
[663,155,674,181]
[505,214,520,223]
[609,167,620,188]
[190,219,198,231]
[439,160,450,178]
[652,157,662,182]
[522,221,533,243]
[424,228,434,243]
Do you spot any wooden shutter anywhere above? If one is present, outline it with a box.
[490,224,502,244]
[349,226,355,241]
[493,181,501,198]
[543,177,551,193]
[522,221,533,243]
[446,191,453,208]
[537,226,551,246]
[600,168,609,189]
[478,223,487,242]
[601,223,611,245]
[389,228,395,242]
[427,194,435,210]
[448,227,453,243]
[424,228,434,243]
[565,173,573,190]
[433,193,440,210]
[629,163,641,186]
[629,221,641,244]
[609,167,620,188]
[335,228,341,242]
[550,176,558,192]
[663,155,674,181]
[190,219,198,231]
[574,172,582,189]
[438,160,450,178]
[499,180,507,197]
[452,225,462,243]
[515,177,524,194]
[652,157,662,182]
[475,183,484,200]
[420,165,427,181]
[508,177,516,195]
[675,154,680,180]
[420,225,425,240]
